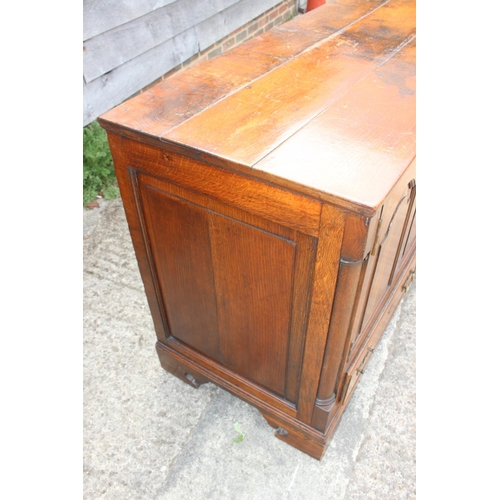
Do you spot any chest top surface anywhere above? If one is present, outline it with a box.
[99,0,416,214]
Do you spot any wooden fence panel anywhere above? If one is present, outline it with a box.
[83,0,286,125]
[83,0,177,41]
[83,27,198,125]
[84,0,242,83]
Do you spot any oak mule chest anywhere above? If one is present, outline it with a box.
[99,0,416,460]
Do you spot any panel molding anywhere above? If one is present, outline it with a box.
[135,171,317,402]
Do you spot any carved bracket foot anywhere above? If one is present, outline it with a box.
[156,342,210,389]
[260,410,327,461]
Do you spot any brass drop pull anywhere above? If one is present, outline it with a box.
[356,347,374,375]
[402,270,416,293]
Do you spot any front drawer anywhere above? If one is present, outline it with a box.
[339,337,375,406]
[339,260,416,406]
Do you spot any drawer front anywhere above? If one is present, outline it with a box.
[339,260,416,407]
[339,342,375,406]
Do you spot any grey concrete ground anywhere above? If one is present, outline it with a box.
[83,198,416,500]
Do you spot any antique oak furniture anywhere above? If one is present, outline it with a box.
[98,0,416,460]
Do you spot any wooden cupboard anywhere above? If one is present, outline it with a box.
[99,0,416,459]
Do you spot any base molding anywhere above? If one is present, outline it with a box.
[156,341,332,460]
[155,250,415,460]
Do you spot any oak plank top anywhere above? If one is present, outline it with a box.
[99,0,416,215]
[256,37,415,211]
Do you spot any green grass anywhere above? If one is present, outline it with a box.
[232,422,245,443]
[83,121,120,206]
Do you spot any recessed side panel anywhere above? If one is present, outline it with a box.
[138,180,221,362]
[346,161,416,362]
[136,170,304,400]
[388,180,416,286]
[359,172,416,336]
[209,215,296,398]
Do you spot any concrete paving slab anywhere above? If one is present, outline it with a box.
[83,198,416,500]
[343,283,416,500]
[84,201,218,499]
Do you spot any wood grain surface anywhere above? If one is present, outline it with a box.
[256,36,416,214]
[99,0,416,460]
[99,0,388,137]
[164,0,415,168]
[100,0,415,215]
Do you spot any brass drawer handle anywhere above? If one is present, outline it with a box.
[356,347,374,375]
[402,270,415,293]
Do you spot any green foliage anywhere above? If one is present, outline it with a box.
[232,422,245,443]
[83,121,119,205]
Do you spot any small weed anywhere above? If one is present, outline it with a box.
[233,422,245,443]
[83,121,119,206]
